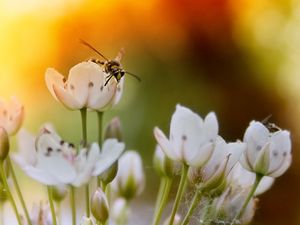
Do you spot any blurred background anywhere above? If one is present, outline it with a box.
[1,0,300,224]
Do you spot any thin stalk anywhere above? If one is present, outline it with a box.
[0,202,4,225]
[152,178,172,225]
[47,186,58,225]
[230,174,263,225]
[56,202,61,225]
[152,178,166,219]
[0,161,22,225]
[97,111,104,187]
[80,108,90,217]
[7,158,32,225]
[168,164,188,225]
[181,190,202,225]
[85,184,90,217]
[70,186,76,225]
[201,198,214,225]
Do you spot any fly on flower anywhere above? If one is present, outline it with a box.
[261,114,281,132]
[80,39,141,86]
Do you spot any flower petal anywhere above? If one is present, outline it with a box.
[23,166,60,185]
[154,127,177,161]
[185,142,214,167]
[53,84,82,110]
[45,68,65,101]
[15,128,37,165]
[92,139,125,176]
[203,112,219,142]
[170,105,204,163]
[243,121,270,167]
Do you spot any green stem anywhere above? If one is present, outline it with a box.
[97,111,104,187]
[80,108,90,217]
[0,161,22,225]
[181,190,202,225]
[47,186,57,225]
[231,174,263,225]
[152,178,172,225]
[85,184,90,217]
[97,111,103,146]
[201,198,214,225]
[70,186,76,225]
[7,158,32,225]
[168,164,188,225]
[152,178,166,220]
[80,108,87,147]
[0,202,4,225]
[56,202,61,225]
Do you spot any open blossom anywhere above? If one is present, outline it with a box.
[188,137,245,192]
[0,97,24,136]
[45,61,119,111]
[154,104,218,167]
[12,126,125,186]
[240,121,292,177]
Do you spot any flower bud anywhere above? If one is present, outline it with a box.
[80,216,94,225]
[0,128,9,161]
[153,145,176,178]
[52,185,68,202]
[91,188,109,223]
[112,151,145,200]
[104,117,123,141]
[99,161,118,185]
[112,198,130,225]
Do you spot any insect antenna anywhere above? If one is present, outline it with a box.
[261,114,272,124]
[125,71,141,82]
[79,39,109,61]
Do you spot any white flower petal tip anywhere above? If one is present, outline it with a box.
[241,121,292,178]
[155,105,219,167]
[0,96,24,136]
[45,61,120,111]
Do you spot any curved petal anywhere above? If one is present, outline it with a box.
[243,121,270,167]
[225,142,246,174]
[269,131,291,172]
[16,128,37,165]
[170,105,204,161]
[255,176,274,195]
[185,142,214,167]
[45,68,65,101]
[154,127,177,161]
[92,139,125,176]
[68,62,97,107]
[268,153,292,178]
[203,112,219,142]
[53,84,82,110]
[23,166,61,186]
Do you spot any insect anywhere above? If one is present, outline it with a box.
[261,114,281,132]
[80,39,141,86]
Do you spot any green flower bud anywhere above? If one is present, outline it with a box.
[91,188,109,223]
[104,117,122,141]
[0,128,9,161]
[52,185,68,202]
[99,161,118,185]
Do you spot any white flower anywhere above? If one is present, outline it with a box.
[45,61,118,111]
[188,137,245,192]
[0,97,24,136]
[154,104,218,167]
[229,163,274,196]
[215,186,257,225]
[12,126,125,186]
[111,151,145,200]
[111,198,130,225]
[240,121,292,177]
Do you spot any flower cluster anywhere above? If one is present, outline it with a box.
[153,105,292,225]
[0,58,292,225]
